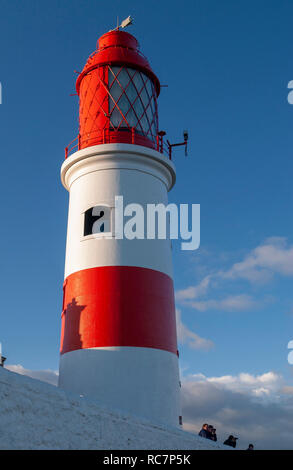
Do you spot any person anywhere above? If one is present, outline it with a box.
[207,425,214,439]
[0,355,6,367]
[224,435,238,448]
[247,444,254,450]
[198,423,210,439]
[210,427,217,442]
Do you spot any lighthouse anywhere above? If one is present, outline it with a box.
[58,23,181,426]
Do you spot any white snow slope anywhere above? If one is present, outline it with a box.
[0,367,226,450]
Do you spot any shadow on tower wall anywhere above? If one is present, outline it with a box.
[60,298,86,354]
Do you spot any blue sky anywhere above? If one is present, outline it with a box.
[1,0,293,448]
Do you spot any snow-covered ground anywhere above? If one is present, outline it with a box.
[0,366,224,450]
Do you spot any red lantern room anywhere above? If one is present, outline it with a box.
[72,29,160,153]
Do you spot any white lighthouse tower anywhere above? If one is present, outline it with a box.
[58,25,181,426]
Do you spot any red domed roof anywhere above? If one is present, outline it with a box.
[76,30,160,96]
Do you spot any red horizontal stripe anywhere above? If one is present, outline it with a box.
[60,266,177,355]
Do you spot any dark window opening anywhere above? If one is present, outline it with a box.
[84,208,105,236]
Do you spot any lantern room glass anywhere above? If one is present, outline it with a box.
[108,66,158,143]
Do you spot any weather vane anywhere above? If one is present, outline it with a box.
[113,15,133,31]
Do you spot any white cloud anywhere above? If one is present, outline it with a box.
[176,237,293,312]
[221,237,293,282]
[181,371,293,449]
[176,310,214,351]
[6,364,58,386]
[187,294,259,312]
[176,276,211,301]
[187,371,282,401]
